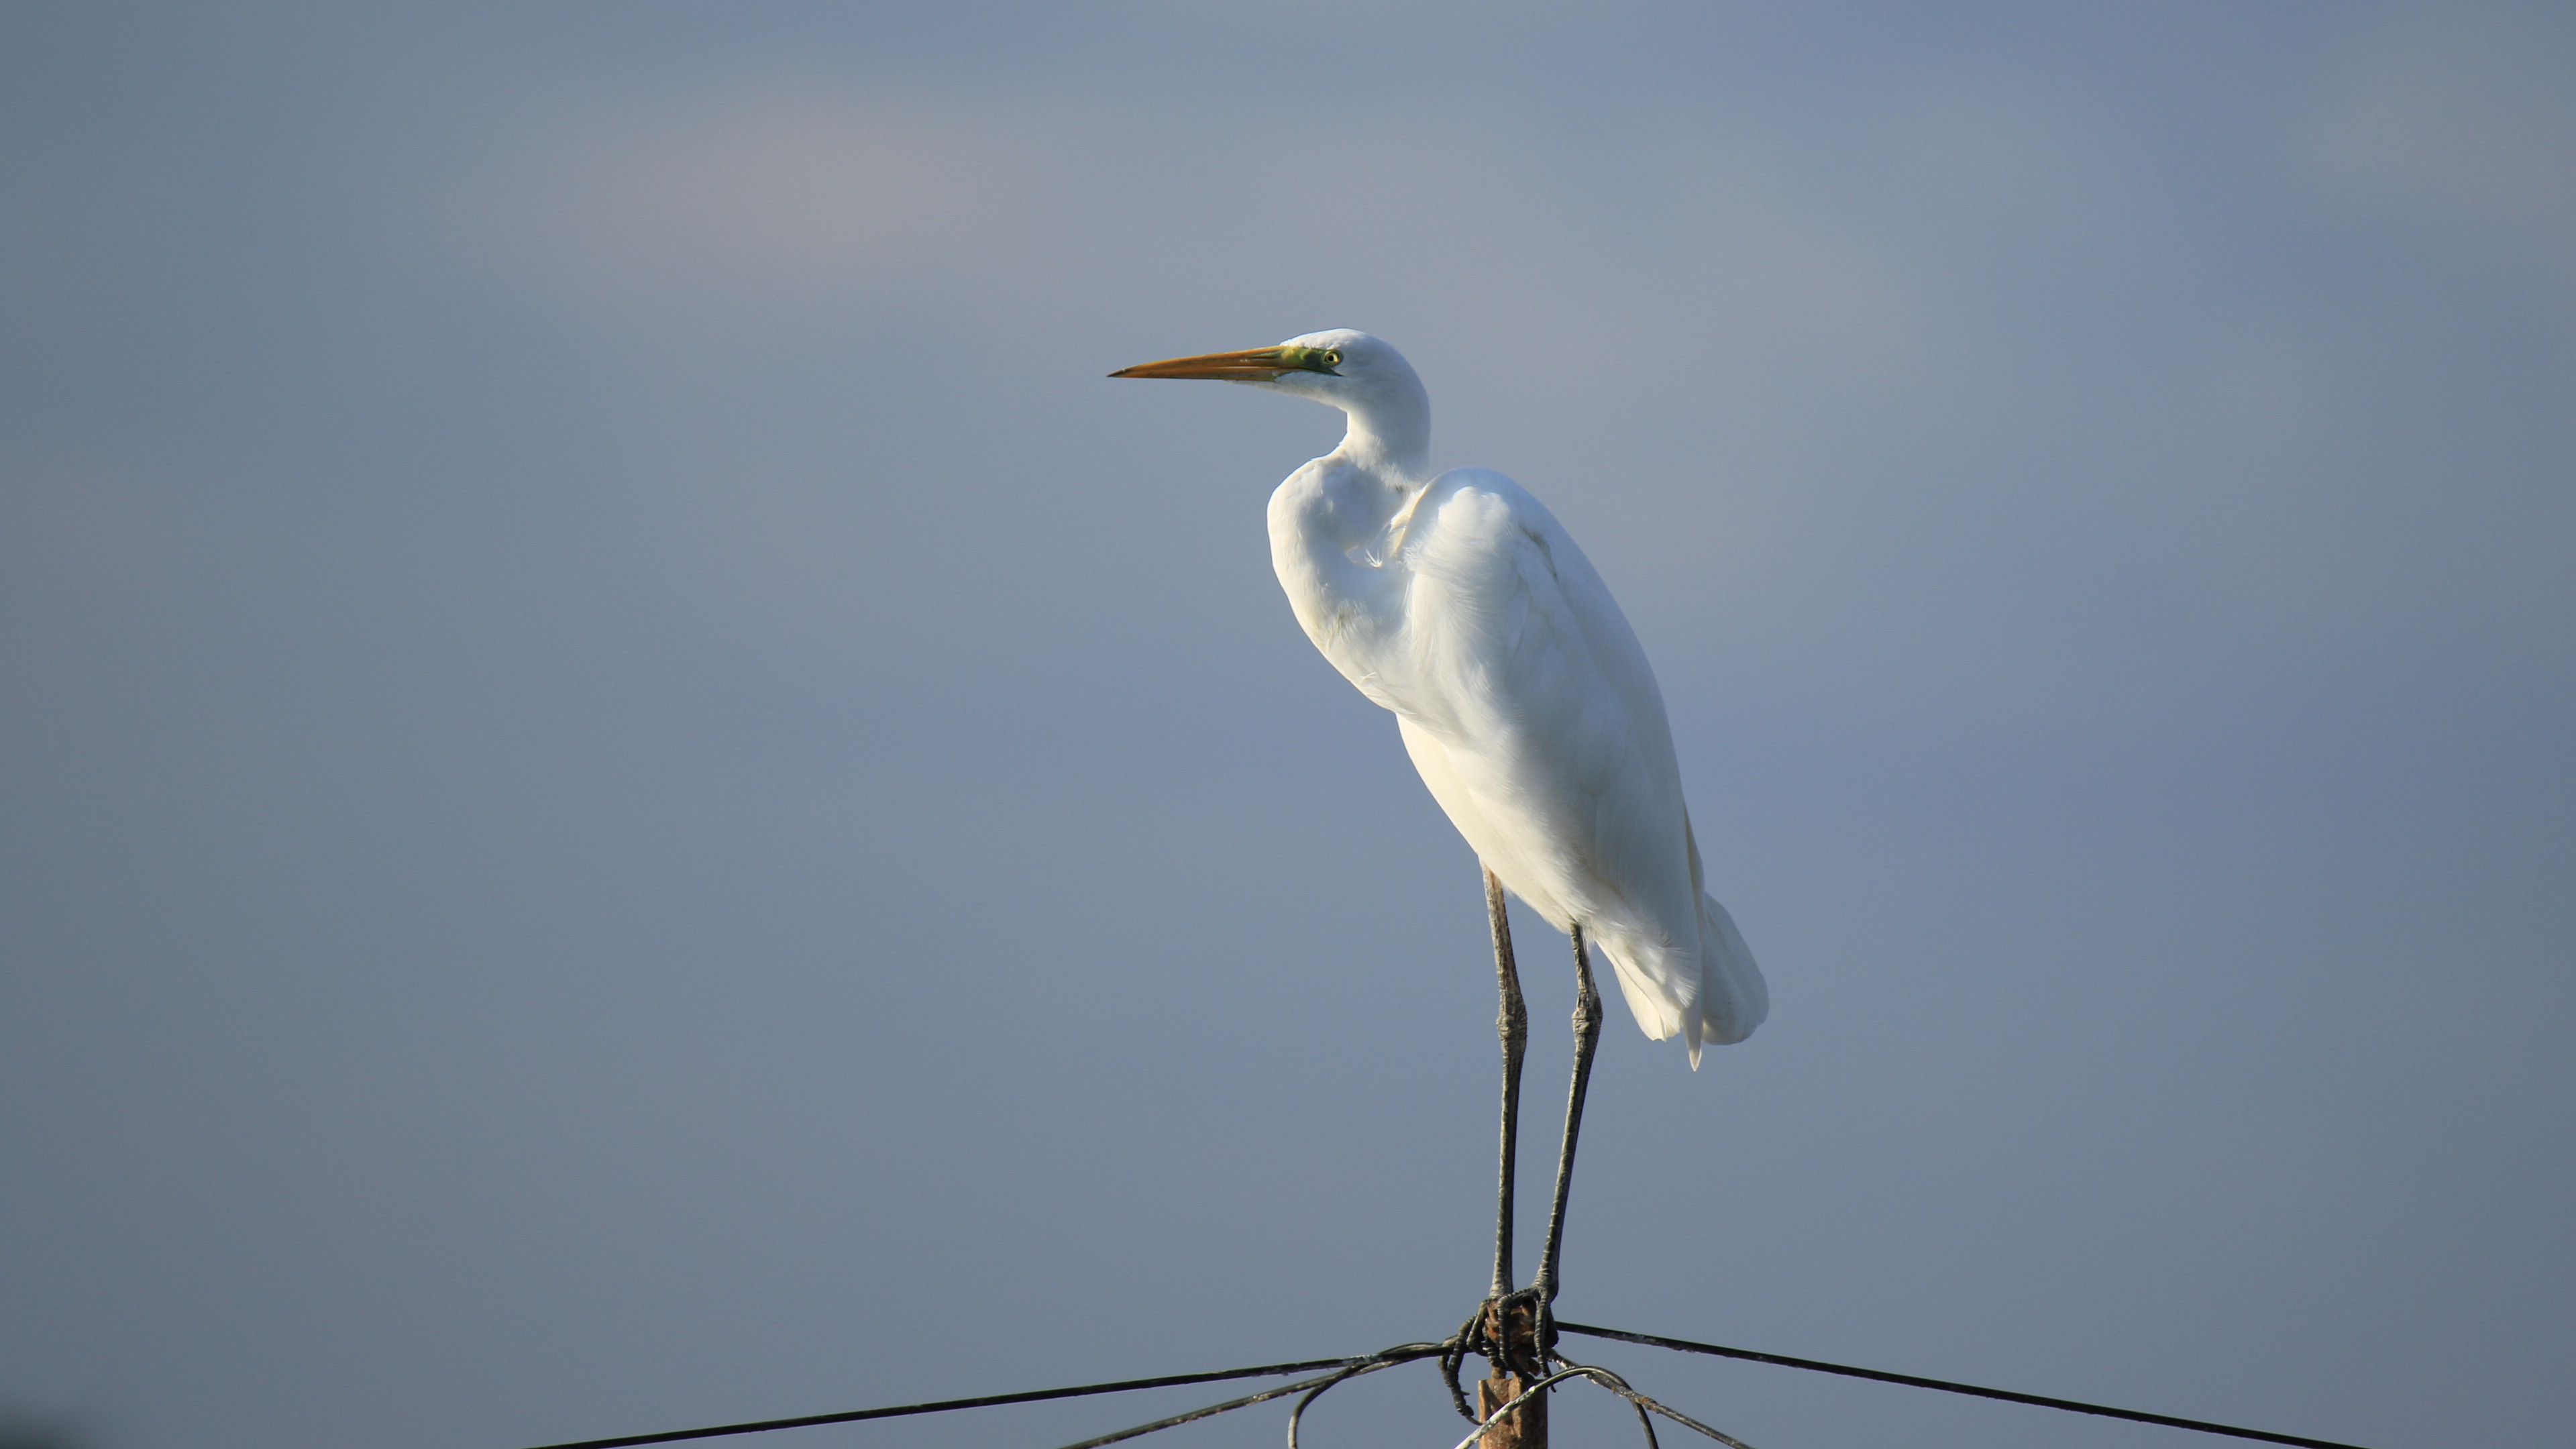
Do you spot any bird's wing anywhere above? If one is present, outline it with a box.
[1385,468,1727,1046]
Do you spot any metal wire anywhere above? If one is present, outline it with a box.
[1284,1351,1417,1449]
[1557,1322,2379,1449]
[1445,1360,1757,1449]
[1048,1344,1448,1449]
[1546,1352,1754,1449]
[515,1318,2382,1449]
[513,1354,1389,1449]
[1625,1393,1663,1449]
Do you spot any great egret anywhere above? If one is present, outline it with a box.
[1110,329,1765,1342]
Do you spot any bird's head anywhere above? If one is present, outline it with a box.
[1111,329,1429,470]
[1111,329,1415,408]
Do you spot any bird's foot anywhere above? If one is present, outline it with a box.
[1486,1287,1553,1372]
[1444,1291,1535,1424]
[1448,1291,1550,1446]
[1450,1289,1548,1385]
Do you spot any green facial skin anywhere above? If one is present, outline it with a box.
[1275,345,1343,375]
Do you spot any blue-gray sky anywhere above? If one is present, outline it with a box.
[3,6,2570,1448]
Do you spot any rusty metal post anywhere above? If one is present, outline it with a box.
[1476,1297,1548,1449]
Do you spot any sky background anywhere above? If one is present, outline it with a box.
[3,5,2571,1449]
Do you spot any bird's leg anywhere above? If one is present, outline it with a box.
[1531,922,1603,1354]
[1487,867,1528,1307]
[1476,877,1545,1447]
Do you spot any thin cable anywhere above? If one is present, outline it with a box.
[1053,1344,1446,1449]
[1616,1385,1754,1449]
[1626,1393,1663,1449]
[1547,1352,1753,1449]
[1285,1352,1416,1449]
[1046,1370,1349,1449]
[1557,1322,2378,1449]
[514,1354,1386,1449]
[1448,1362,1759,1449]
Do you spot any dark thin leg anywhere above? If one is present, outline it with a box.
[1532,922,1603,1338]
[1486,868,1529,1303]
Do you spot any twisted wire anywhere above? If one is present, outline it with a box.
[1546,1352,1754,1449]
[515,1318,2381,1449]
[517,1354,1383,1449]
[1557,1322,2379,1449]
[1047,1343,1446,1449]
[1284,1351,1417,1449]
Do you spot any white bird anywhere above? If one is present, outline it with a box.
[1112,329,1765,1332]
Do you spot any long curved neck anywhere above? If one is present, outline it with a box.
[1332,378,1432,482]
[1268,388,1433,695]
[1293,379,1432,565]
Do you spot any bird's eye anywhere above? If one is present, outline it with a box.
[1324,350,1342,366]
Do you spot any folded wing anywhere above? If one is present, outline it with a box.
[1375,468,1766,1063]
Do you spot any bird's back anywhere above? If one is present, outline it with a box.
[1359,469,1765,1062]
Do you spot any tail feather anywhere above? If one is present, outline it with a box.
[1592,897,1764,1070]
[1693,892,1767,1063]
[1679,813,1765,1067]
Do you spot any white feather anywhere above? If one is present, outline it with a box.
[1247,331,1766,1064]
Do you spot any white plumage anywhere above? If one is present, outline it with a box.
[1118,329,1764,1066]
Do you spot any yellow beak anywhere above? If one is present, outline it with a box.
[1109,346,1337,381]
